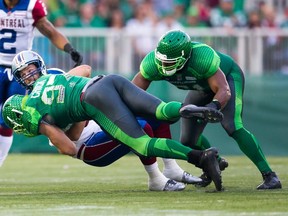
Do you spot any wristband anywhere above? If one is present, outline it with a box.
[211,99,221,110]
[64,43,73,53]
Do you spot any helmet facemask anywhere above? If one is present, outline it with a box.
[15,64,42,89]
[155,50,187,76]
[155,30,192,76]
[6,108,24,133]
[2,95,28,135]
[12,51,47,90]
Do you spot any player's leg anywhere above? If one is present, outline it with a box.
[77,128,131,167]
[0,124,13,167]
[180,90,212,149]
[0,68,26,166]
[137,120,185,191]
[223,68,281,189]
[147,120,202,184]
[180,90,229,187]
[82,74,222,191]
[82,74,197,159]
[77,120,185,191]
[180,90,229,170]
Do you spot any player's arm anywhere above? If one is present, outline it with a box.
[39,122,77,156]
[65,121,87,141]
[35,17,82,66]
[35,17,69,50]
[132,72,151,90]
[207,68,231,109]
[67,65,92,78]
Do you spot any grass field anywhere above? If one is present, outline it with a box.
[0,154,287,216]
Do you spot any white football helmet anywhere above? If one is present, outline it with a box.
[11,50,47,90]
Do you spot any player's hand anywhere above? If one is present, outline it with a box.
[70,48,83,67]
[64,43,83,67]
[205,99,221,110]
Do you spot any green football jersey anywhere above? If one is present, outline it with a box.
[140,42,234,91]
[22,74,90,136]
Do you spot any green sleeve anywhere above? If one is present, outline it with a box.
[140,51,163,81]
[189,43,220,79]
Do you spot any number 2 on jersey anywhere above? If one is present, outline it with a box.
[0,29,17,54]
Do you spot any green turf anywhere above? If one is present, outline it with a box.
[0,154,287,216]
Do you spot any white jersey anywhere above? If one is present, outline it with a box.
[73,121,102,149]
[49,121,102,151]
[0,0,47,66]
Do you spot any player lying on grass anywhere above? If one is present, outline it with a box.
[10,51,202,191]
[64,119,205,191]
[2,51,225,191]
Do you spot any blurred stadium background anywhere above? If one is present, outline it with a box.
[10,0,288,155]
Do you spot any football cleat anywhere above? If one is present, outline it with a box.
[257,171,282,190]
[195,172,212,188]
[198,147,222,191]
[181,171,203,184]
[149,178,186,191]
[163,169,203,185]
[162,179,186,191]
[195,157,228,188]
[163,179,185,191]
[219,157,229,171]
[179,104,223,123]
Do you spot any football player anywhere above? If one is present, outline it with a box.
[132,29,281,190]
[3,50,224,191]
[9,50,203,191]
[0,0,82,166]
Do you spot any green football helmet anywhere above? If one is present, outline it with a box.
[2,95,26,134]
[155,30,192,76]
[11,50,47,90]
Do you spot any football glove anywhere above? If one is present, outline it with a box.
[64,43,83,67]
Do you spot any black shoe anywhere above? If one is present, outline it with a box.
[195,156,228,188]
[195,172,212,188]
[257,171,282,190]
[180,104,223,123]
[198,147,222,191]
[219,157,229,171]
